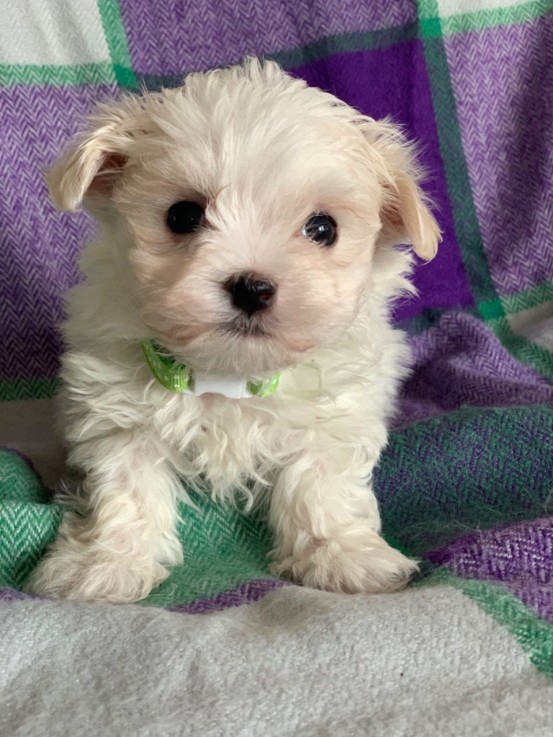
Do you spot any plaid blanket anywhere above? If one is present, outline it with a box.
[1,2,552,734]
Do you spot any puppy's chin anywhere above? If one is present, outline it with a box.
[159,326,313,377]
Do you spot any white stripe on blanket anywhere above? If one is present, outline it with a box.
[437,0,527,16]
[0,1,109,66]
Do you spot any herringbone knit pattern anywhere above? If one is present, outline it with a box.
[1,5,552,689]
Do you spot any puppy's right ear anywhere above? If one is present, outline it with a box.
[357,119,441,261]
[47,98,139,212]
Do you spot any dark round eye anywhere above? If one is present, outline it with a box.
[166,201,205,234]
[302,212,337,247]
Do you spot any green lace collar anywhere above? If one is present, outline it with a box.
[141,340,280,399]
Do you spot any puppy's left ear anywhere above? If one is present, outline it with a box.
[47,97,140,212]
[360,119,441,261]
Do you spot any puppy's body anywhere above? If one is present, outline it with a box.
[28,60,440,602]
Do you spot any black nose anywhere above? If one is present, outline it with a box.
[225,274,277,317]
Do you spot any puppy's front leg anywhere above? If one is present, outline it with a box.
[270,448,417,593]
[26,432,182,603]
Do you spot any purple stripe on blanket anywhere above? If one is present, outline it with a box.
[444,16,553,294]
[0,580,286,611]
[0,84,115,382]
[396,312,553,426]
[3,447,38,474]
[291,45,474,320]
[119,0,416,75]
[427,518,553,623]
[166,579,286,614]
[0,588,33,602]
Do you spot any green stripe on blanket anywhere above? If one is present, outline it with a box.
[431,570,553,679]
[1,404,552,606]
[0,448,275,600]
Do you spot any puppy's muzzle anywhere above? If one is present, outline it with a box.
[224,273,277,317]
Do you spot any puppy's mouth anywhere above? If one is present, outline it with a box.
[223,318,270,338]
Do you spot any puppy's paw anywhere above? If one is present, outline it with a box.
[26,547,169,604]
[271,529,418,594]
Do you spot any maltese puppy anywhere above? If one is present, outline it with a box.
[27,59,440,603]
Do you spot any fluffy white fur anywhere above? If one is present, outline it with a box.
[27,59,440,603]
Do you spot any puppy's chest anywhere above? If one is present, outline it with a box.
[151,394,292,481]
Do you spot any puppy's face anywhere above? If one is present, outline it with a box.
[114,95,384,375]
[50,60,440,375]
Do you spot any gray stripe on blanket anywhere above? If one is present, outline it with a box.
[0,583,550,736]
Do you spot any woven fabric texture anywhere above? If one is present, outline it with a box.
[1,3,552,719]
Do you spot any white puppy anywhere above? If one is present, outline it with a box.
[27,59,440,603]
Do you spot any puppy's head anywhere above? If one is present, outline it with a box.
[49,59,440,375]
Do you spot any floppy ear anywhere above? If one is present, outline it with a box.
[359,119,441,261]
[47,97,140,212]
